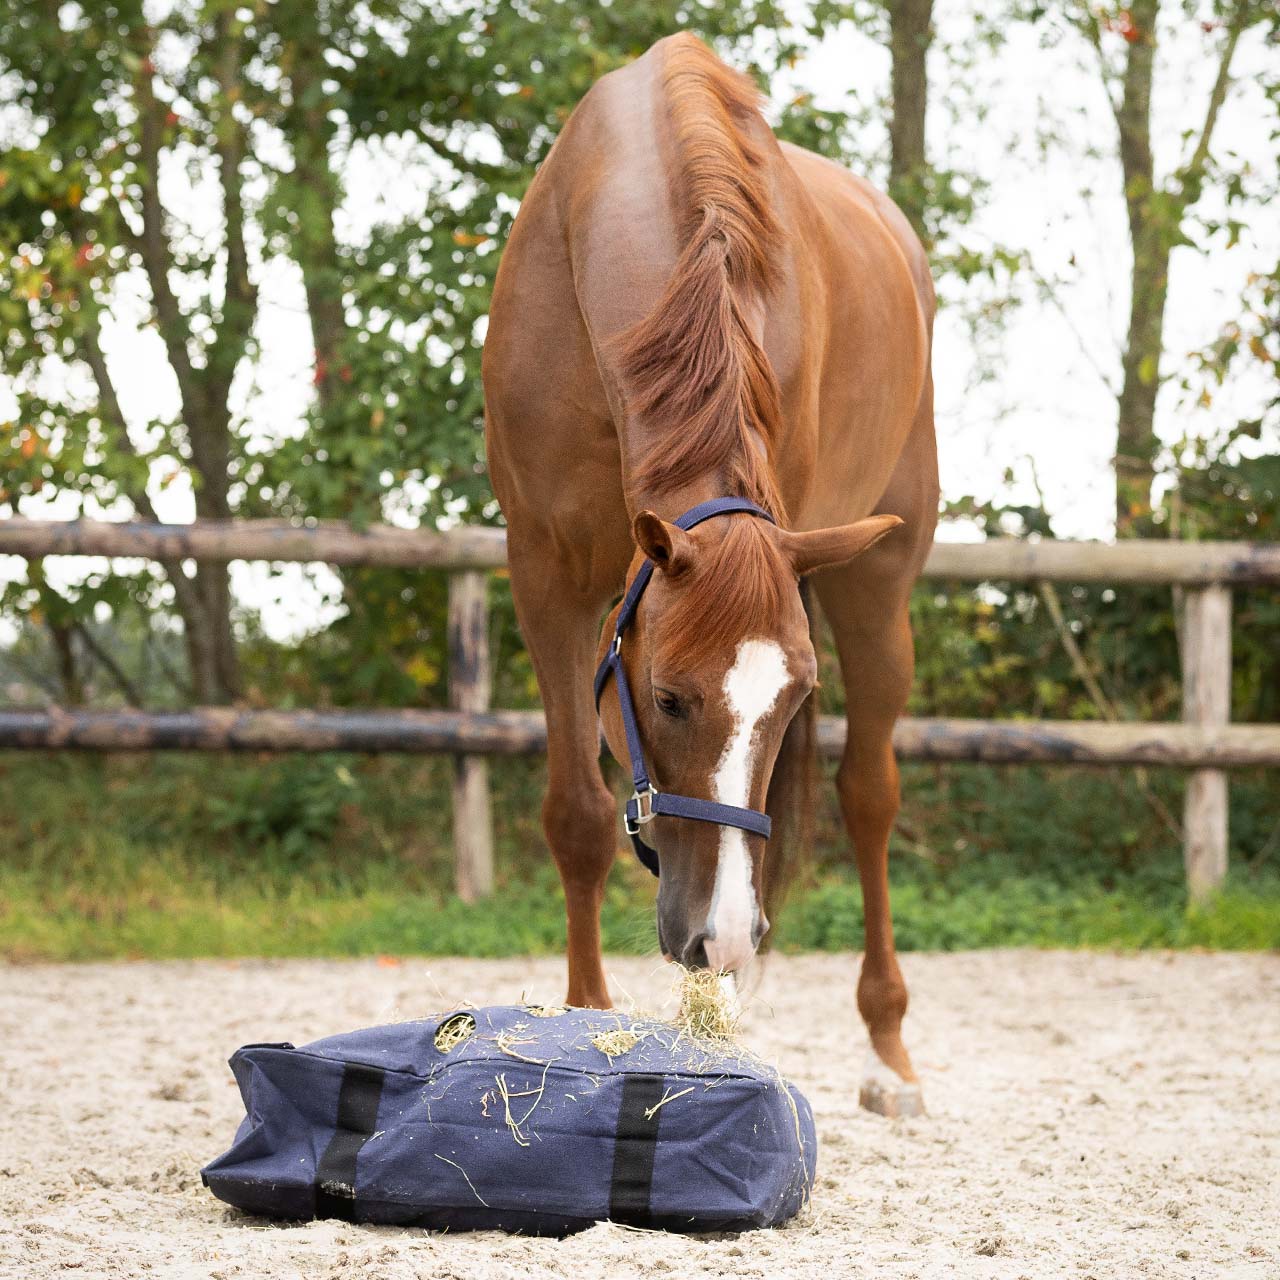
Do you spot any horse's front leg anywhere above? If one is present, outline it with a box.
[815,542,928,1118]
[507,538,620,1008]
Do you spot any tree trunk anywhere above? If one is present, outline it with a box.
[48,620,82,705]
[131,57,243,702]
[281,13,347,426]
[78,312,232,701]
[1113,0,1163,534]
[1116,231,1169,534]
[1109,1,1245,534]
[186,422,241,702]
[888,0,934,243]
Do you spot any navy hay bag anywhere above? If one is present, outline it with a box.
[202,1004,817,1235]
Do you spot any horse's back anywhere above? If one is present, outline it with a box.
[483,44,675,555]
[485,39,935,546]
[773,142,933,529]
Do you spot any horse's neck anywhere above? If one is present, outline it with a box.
[619,433,776,525]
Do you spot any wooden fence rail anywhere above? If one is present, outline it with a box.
[1,706,1276,766]
[3,518,1278,904]
[3,517,1280,582]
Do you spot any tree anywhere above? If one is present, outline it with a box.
[1068,0,1275,531]
[888,0,935,240]
[0,0,808,705]
[2,0,1034,708]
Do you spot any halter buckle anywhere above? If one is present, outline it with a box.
[624,785,658,835]
[611,633,623,655]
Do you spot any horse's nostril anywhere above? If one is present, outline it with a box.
[681,934,710,970]
[752,914,770,948]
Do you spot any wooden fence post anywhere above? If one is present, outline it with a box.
[448,571,494,901]
[1181,584,1232,904]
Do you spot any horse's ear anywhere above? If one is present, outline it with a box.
[778,515,903,576]
[633,510,695,576]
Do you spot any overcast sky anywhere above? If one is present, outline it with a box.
[2,3,1275,642]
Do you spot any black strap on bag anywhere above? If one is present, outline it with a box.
[608,1072,667,1225]
[314,1061,386,1220]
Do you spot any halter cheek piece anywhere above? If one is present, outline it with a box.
[592,497,776,878]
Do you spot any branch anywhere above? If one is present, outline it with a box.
[133,60,206,424]
[4,650,64,702]
[1077,6,1122,123]
[1037,581,1181,839]
[1027,259,1121,398]
[416,121,523,186]
[1037,581,1120,718]
[207,9,259,409]
[80,304,214,637]
[146,629,192,702]
[72,620,144,707]
[80,309,162,523]
[282,28,346,412]
[1115,0,1158,214]
[26,562,84,705]
[1175,13,1246,210]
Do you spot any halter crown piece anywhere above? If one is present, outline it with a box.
[592,497,776,877]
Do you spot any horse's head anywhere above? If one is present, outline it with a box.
[597,507,901,976]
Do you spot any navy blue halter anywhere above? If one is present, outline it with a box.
[593,497,776,878]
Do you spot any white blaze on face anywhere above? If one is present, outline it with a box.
[704,638,789,974]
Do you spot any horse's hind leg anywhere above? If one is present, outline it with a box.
[506,533,622,1009]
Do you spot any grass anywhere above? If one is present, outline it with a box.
[0,753,1276,962]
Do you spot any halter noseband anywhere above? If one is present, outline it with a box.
[592,497,776,878]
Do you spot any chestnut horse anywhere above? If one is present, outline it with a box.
[483,34,936,1116]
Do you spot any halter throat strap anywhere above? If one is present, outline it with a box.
[593,497,777,877]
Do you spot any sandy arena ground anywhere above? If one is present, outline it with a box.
[1,950,1277,1279]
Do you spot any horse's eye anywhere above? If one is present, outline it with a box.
[653,688,685,719]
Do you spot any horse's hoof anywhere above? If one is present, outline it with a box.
[859,1048,925,1118]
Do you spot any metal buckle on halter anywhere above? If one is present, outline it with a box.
[611,633,622,655]
[625,785,658,835]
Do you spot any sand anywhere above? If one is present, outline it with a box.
[1,950,1277,1279]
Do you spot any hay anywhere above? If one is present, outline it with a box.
[494,1029,552,1065]
[589,1026,647,1059]
[493,1064,553,1146]
[433,1011,476,1053]
[433,1153,489,1207]
[643,1084,694,1120]
[675,968,741,1041]
[525,1005,566,1018]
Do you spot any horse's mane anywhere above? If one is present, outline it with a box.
[614,34,785,519]
[651,518,791,677]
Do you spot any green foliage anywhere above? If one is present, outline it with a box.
[895,432,1280,735]
[2,4,1277,961]
[1180,264,1279,443]
[784,874,1280,951]
[0,753,1275,961]
[203,755,363,861]
[1,0,1014,701]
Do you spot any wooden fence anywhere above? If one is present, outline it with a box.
[2,518,1278,904]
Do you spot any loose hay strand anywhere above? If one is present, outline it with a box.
[493,1060,555,1146]
[643,1084,695,1120]
[494,1029,551,1065]
[434,1153,489,1207]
